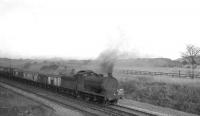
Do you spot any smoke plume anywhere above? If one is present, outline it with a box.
[97,49,119,75]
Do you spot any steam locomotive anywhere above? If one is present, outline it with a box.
[0,66,121,104]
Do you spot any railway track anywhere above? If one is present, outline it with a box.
[0,77,162,116]
[110,105,163,116]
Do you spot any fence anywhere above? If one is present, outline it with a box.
[116,70,200,78]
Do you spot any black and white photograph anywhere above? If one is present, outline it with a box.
[0,0,200,116]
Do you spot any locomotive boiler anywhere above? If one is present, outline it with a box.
[75,70,119,103]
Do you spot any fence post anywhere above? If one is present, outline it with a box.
[179,70,180,78]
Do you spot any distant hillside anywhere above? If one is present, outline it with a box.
[0,57,87,75]
[176,56,200,65]
[0,57,187,74]
[0,57,182,68]
[116,58,181,67]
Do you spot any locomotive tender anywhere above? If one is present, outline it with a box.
[0,67,120,104]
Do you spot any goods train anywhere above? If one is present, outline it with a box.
[0,66,122,104]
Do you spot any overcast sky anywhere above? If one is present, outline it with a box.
[0,0,200,59]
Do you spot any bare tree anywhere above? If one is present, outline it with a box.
[182,45,200,78]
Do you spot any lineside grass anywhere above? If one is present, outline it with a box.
[116,74,200,115]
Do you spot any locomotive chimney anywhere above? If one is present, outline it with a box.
[107,72,113,77]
